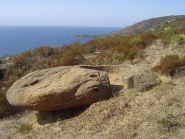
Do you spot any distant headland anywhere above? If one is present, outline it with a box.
[66,34,107,38]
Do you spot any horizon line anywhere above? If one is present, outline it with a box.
[0,25,124,28]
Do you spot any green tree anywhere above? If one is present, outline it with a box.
[128,49,137,64]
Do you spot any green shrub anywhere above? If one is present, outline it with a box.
[170,34,184,44]
[152,54,185,76]
[127,49,137,63]
[163,28,173,36]
[112,51,124,64]
[131,37,142,45]
[88,45,96,53]
[112,51,124,60]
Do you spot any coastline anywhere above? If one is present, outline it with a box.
[66,34,107,38]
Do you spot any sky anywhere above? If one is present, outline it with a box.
[0,0,185,27]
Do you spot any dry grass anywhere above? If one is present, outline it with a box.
[1,77,185,139]
[18,124,32,134]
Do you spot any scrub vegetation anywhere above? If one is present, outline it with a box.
[0,18,185,138]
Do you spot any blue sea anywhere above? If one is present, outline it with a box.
[0,26,122,57]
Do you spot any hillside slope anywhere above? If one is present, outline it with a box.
[110,15,185,37]
[148,18,185,34]
[0,38,185,139]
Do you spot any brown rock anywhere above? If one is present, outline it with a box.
[121,65,161,91]
[6,66,111,111]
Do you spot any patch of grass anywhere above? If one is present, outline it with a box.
[158,114,183,132]
[19,124,32,134]
[6,136,11,139]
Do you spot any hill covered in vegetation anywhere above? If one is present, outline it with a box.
[110,15,185,37]
[148,18,185,35]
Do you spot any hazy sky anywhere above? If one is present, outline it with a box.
[0,0,185,27]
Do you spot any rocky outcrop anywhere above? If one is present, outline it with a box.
[6,66,111,111]
[121,65,161,91]
[6,64,161,111]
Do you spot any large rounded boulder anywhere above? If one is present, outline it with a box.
[6,66,111,111]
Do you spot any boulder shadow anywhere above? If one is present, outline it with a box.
[111,84,124,92]
[37,107,87,125]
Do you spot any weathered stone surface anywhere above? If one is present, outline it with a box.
[6,66,111,111]
[121,65,161,91]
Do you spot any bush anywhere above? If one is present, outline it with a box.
[34,46,54,58]
[62,56,77,66]
[170,34,184,45]
[88,45,96,53]
[163,28,173,36]
[62,50,84,65]
[131,37,142,45]
[179,26,185,34]
[112,51,124,60]
[152,54,185,76]
[112,51,124,65]
[0,76,21,118]
[88,51,114,65]
[12,50,34,76]
[140,32,157,46]
[34,59,47,70]
[127,49,137,63]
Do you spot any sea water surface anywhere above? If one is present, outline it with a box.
[0,26,122,57]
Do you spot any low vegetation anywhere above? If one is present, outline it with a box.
[19,124,32,134]
[110,15,185,36]
[152,54,185,76]
[0,17,185,138]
